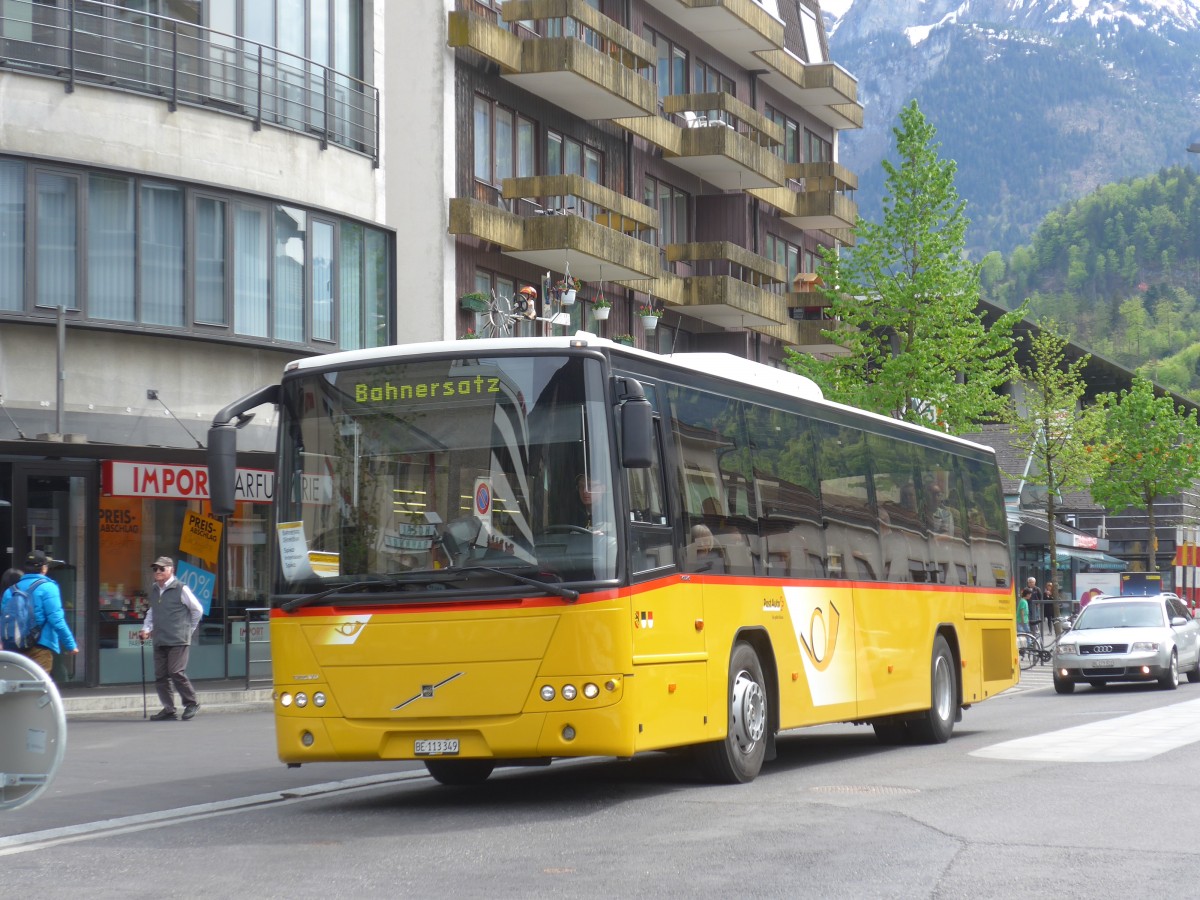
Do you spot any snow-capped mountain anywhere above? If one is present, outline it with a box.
[823,0,1200,256]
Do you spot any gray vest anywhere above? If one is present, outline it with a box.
[149,581,193,645]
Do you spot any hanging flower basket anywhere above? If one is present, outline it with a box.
[638,305,662,332]
[640,314,658,331]
[554,277,582,305]
[561,288,576,305]
[593,306,610,321]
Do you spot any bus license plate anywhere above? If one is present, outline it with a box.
[414,739,459,756]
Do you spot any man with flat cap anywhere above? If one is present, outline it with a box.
[138,556,204,721]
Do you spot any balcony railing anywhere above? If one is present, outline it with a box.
[0,0,379,164]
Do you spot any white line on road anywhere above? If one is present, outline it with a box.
[971,697,1200,762]
[0,771,425,857]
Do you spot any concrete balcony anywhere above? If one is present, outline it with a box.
[616,92,788,191]
[750,184,857,232]
[449,174,661,281]
[448,0,656,120]
[754,51,864,131]
[640,0,784,71]
[668,241,792,328]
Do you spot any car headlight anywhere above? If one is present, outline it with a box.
[1131,641,1159,652]
[1056,642,1077,655]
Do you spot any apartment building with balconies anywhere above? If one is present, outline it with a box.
[446,0,861,360]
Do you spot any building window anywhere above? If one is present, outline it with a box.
[644,175,689,247]
[806,129,832,163]
[474,95,535,208]
[643,27,687,103]
[766,233,800,288]
[693,60,734,124]
[766,106,801,164]
[799,4,826,64]
[1,155,391,352]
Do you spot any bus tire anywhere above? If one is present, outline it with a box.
[695,641,769,784]
[424,759,495,786]
[908,635,956,744]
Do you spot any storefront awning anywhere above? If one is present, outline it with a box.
[1054,547,1126,571]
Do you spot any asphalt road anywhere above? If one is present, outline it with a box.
[3,671,1200,899]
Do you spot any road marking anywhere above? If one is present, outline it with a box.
[972,697,1200,762]
[0,772,424,856]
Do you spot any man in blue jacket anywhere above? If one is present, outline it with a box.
[4,549,79,674]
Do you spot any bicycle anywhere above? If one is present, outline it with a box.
[1017,630,1052,670]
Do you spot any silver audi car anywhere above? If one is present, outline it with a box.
[1052,593,1200,694]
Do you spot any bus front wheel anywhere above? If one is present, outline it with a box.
[695,641,769,784]
[425,759,495,786]
[908,635,957,744]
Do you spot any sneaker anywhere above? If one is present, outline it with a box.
[181,703,200,721]
[150,708,177,721]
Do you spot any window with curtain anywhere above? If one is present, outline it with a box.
[364,227,388,348]
[339,221,363,349]
[195,196,227,324]
[140,183,184,326]
[0,161,23,311]
[234,204,269,337]
[312,219,334,342]
[274,205,306,343]
[87,174,136,322]
[35,171,78,310]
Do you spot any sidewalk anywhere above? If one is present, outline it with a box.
[57,678,273,718]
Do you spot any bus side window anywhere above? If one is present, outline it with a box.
[628,411,674,575]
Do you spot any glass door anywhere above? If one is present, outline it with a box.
[13,463,97,686]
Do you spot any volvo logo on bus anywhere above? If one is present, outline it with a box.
[393,672,464,710]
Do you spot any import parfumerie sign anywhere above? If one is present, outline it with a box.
[102,461,273,503]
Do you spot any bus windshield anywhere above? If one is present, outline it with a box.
[275,353,617,594]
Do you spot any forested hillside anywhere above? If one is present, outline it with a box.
[982,166,1200,398]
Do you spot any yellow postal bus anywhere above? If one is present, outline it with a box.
[208,333,1017,785]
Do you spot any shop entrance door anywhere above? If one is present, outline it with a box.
[12,463,97,686]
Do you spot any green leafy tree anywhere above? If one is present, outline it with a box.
[1007,321,1102,584]
[1089,377,1200,571]
[786,101,1025,434]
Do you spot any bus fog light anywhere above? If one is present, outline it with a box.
[540,685,556,701]
[562,725,576,741]
[301,731,314,747]
[583,683,599,699]
[313,692,327,707]
[295,692,308,708]
[280,693,293,707]
[604,680,617,692]
[562,684,577,701]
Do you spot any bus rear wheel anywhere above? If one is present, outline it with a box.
[908,635,957,744]
[695,641,769,784]
[425,759,495,786]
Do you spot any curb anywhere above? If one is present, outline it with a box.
[63,688,274,718]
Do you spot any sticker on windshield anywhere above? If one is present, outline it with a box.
[277,521,316,580]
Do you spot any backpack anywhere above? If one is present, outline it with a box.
[1,577,48,652]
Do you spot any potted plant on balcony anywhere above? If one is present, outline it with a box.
[614,334,635,346]
[554,276,582,305]
[638,304,662,331]
[459,328,481,340]
[591,296,611,321]
[459,291,490,313]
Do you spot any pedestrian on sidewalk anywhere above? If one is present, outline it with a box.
[1,550,79,675]
[138,556,203,721]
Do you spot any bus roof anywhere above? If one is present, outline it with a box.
[284,332,994,456]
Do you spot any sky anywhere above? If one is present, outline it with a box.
[822,0,853,19]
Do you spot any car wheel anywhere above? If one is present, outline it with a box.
[908,635,957,744]
[1053,675,1074,694]
[1158,650,1179,690]
[1187,648,1200,684]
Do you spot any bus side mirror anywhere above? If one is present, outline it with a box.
[207,425,238,517]
[617,377,653,468]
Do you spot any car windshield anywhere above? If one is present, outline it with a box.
[1073,601,1165,630]
[274,352,617,594]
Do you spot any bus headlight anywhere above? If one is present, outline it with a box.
[295,692,308,708]
[313,692,327,707]
[561,684,577,701]
[280,692,293,707]
[583,683,599,699]
[540,685,555,701]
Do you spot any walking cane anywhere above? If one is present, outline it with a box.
[139,633,148,719]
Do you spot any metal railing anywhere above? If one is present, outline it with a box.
[0,0,379,165]
[231,607,272,691]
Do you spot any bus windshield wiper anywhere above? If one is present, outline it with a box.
[280,571,461,612]
[456,563,579,602]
